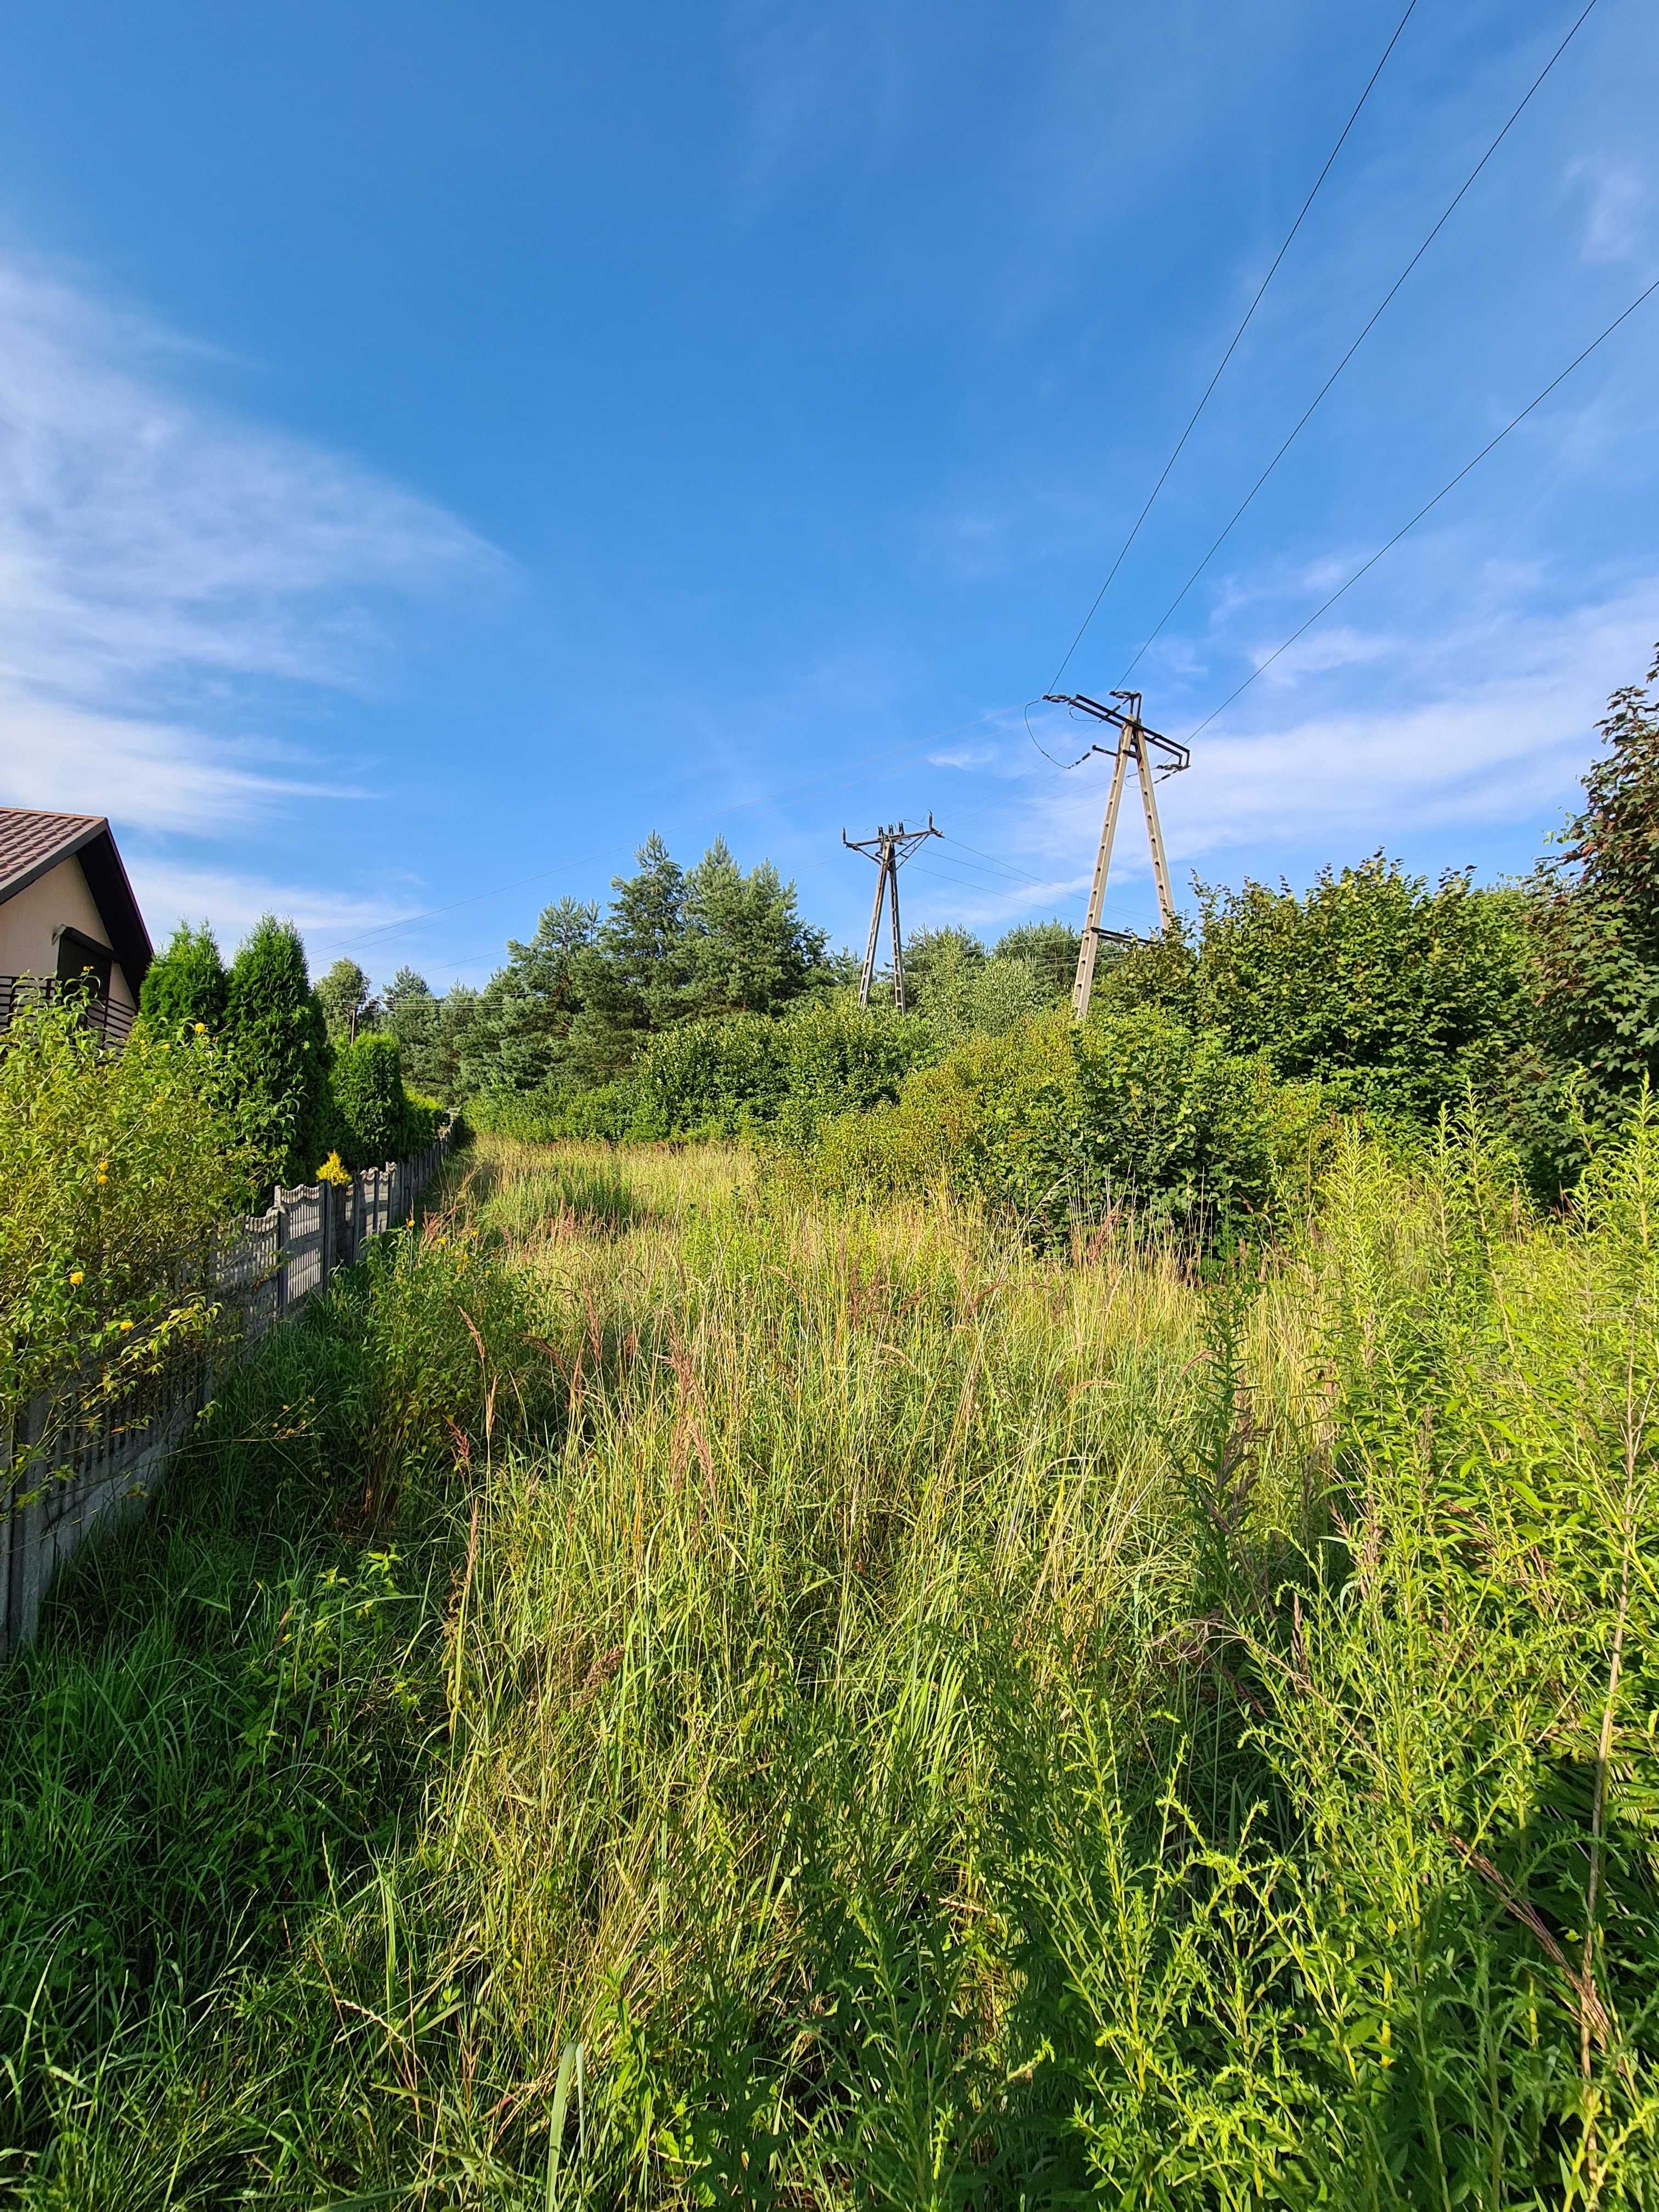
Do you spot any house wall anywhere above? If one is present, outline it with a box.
[0,855,138,1009]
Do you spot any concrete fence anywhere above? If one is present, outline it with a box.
[0,1132,453,1660]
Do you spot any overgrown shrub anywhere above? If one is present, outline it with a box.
[0,999,256,1479]
[801,1004,1326,1245]
[772,994,935,1146]
[630,1012,789,1138]
[1192,855,1537,1124]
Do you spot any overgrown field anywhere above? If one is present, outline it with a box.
[2,1123,1656,2207]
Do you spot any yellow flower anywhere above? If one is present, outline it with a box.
[69,1269,84,1285]
[96,1172,108,1186]
[193,1021,206,1035]
[119,1318,134,1332]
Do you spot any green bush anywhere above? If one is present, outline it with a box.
[802,1005,1327,1245]
[0,997,256,1473]
[772,993,936,1146]
[631,1012,789,1138]
[137,921,229,1036]
[224,917,332,1189]
[466,1084,633,1143]
[1191,856,1536,1125]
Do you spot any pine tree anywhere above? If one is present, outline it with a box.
[682,837,830,1016]
[460,898,600,1095]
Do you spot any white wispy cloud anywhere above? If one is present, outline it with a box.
[1567,157,1649,267]
[0,254,499,837]
[126,858,407,957]
[1023,573,1659,889]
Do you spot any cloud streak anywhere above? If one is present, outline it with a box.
[0,254,500,836]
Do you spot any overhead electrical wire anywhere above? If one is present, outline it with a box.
[938,834,1054,890]
[1045,0,1422,697]
[1114,0,1604,689]
[1182,272,1659,744]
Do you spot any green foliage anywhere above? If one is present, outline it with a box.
[4,1127,1656,2199]
[629,1011,789,1138]
[388,970,477,1102]
[315,956,377,1042]
[329,1032,429,1170]
[1192,854,1536,1124]
[994,917,1081,997]
[771,993,936,1145]
[1535,642,1659,1138]
[805,1003,1325,1245]
[137,921,228,1036]
[904,926,1055,1043]
[456,836,834,1102]
[224,916,332,1189]
[0,1202,532,2197]
[0,997,256,1471]
[681,836,830,1017]
[459,898,601,1097]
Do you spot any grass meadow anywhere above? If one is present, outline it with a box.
[0,1124,1655,2207]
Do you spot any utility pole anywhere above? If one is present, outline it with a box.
[840,815,941,1011]
[1042,691,1189,1023]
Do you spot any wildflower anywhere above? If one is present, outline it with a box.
[193,1022,206,1035]
[69,1269,83,1286]
[119,1318,134,1332]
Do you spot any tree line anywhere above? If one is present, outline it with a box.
[140,644,1659,1200]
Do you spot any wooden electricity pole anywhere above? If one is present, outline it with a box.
[841,816,941,1011]
[1042,691,1189,1023]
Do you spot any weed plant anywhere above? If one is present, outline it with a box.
[0,1122,1655,2207]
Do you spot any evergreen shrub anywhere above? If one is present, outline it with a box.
[330,1034,432,1169]
[224,918,331,1190]
[138,923,229,1036]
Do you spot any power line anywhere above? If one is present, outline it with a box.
[937,833,1055,890]
[1116,0,1603,687]
[907,857,1052,900]
[1047,0,1421,692]
[1183,272,1659,744]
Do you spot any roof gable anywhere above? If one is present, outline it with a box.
[0,810,154,992]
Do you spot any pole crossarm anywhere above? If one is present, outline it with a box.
[1041,691,1190,776]
[840,814,941,1012]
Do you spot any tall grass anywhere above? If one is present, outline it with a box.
[0,1124,1654,2205]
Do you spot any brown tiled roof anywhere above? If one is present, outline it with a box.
[0,808,154,990]
[0,809,106,900]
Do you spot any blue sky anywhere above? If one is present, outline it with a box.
[1,0,1655,984]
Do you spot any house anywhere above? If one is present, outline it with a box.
[0,809,153,1044]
